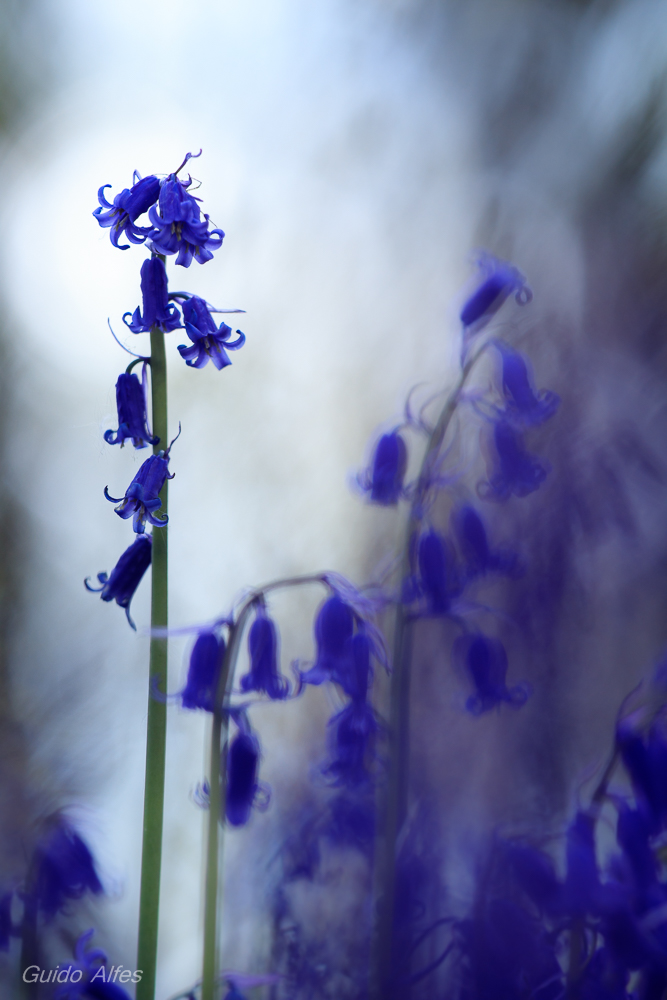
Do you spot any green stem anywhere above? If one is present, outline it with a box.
[136,322,169,1000]
[370,349,485,997]
[201,574,328,1000]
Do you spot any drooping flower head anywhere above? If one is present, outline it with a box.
[451,504,520,580]
[460,252,531,332]
[240,606,289,700]
[104,451,173,534]
[148,166,224,267]
[478,420,549,502]
[122,257,182,334]
[181,630,226,712]
[30,817,103,920]
[300,594,355,688]
[493,341,560,427]
[93,173,160,250]
[405,529,462,617]
[357,430,409,505]
[177,296,245,370]
[454,633,529,715]
[104,371,158,449]
[226,725,261,828]
[85,534,151,629]
[324,700,379,789]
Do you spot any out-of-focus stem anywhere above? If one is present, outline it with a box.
[136,319,169,1000]
[370,350,484,998]
[201,574,328,1000]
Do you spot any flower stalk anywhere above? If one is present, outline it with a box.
[136,319,169,1000]
[370,350,483,998]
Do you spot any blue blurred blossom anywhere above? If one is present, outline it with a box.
[226,725,262,828]
[31,818,103,920]
[181,630,226,712]
[478,420,549,501]
[454,633,529,715]
[357,430,408,505]
[460,252,531,333]
[240,607,289,700]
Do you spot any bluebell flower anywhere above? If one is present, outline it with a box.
[451,504,520,580]
[31,818,103,920]
[104,372,158,449]
[460,252,531,332]
[357,430,408,505]
[405,530,461,617]
[93,174,160,250]
[181,631,226,712]
[478,420,549,501]
[454,633,529,714]
[147,174,224,267]
[300,595,355,688]
[104,452,172,534]
[177,296,245,370]
[324,700,378,789]
[53,930,133,1000]
[85,534,151,629]
[240,607,289,700]
[493,342,560,427]
[122,257,182,334]
[226,729,261,827]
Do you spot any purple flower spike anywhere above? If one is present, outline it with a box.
[456,633,529,715]
[182,631,226,712]
[104,372,158,449]
[148,173,224,267]
[478,421,549,501]
[226,731,261,827]
[104,452,171,534]
[85,534,151,630]
[301,595,356,688]
[123,257,182,334]
[495,342,560,427]
[460,253,531,331]
[358,430,408,505]
[240,609,289,700]
[177,296,245,370]
[32,818,103,920]
[93,174,160,250]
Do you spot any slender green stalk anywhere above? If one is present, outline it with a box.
[201,575,327,1000]
[136,322,169,1000]
[370,350,485,997]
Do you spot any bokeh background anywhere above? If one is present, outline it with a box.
[1,0,667,996]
